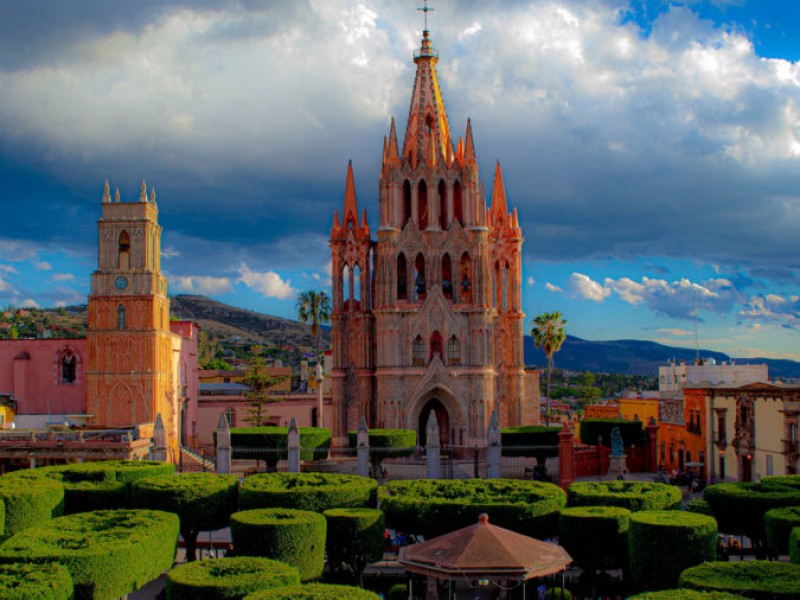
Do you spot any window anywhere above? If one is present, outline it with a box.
[61,352,77,384]
[117,304,126,330]
[453,181,463,225]
[438,180,447,229]
[412,336,424,367]
[397,253,407,300]
[118,230,131,269]
[767,454,774,476]
[223,408,236,427]
[719,456,726,480]
[430,331,443,362]
[460,252,472,302]
[402,180,412,227]
[414,254,426,301]
[441,254,453,300]
[447,336,460,366]
[417,180,428,230]
[717,413,726,444]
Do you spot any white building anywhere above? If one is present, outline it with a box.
[659,358,768,398]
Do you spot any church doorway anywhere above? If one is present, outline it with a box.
[418,398,450,448]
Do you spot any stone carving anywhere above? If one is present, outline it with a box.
[610,426,624,455]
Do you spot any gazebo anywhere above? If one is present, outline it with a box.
[398,513,572,599]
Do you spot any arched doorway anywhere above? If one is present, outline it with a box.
[418,398,450,448]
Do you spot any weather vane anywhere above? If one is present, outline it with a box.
[418,0,433,32]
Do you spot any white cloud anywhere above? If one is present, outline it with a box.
[237,263,297,300]
[174,275,233,295]
[21,298,39,308]
[545,282,563,293]
[51,273,74,282]
[527,276,535,286]
[657,328,693,336]
[0,276,9,292]
[34,260,51,271]
[569,272,611,302]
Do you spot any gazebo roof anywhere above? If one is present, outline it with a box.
[398,514,572,581]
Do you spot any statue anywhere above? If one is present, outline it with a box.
[610,426,624,456]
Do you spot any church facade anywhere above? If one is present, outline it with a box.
[330,29,538,447]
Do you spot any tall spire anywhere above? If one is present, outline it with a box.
[343,160,358,228]
[387,117,399,163]
[464,118,476,164]
[491,161,508,222]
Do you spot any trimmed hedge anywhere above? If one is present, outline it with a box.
[243,583,381,599]
[240,473,376,513]
[764,505,800,556]
[323,508,384,576]
[544,589,572,600]
[378,479,566,539]
[231,427,331,469]
[0,509,179,600]
[131,472,239,561]
[500,425,561,459]
[558,506,630,571]
[0,561,74,600]
[388,584,408,600]
[100,460,176,483]
[629,510,717,591]
[679,561,800,599]
[165,556,301,600]
[791,527,800,565]
[567,480,682,512]
[685,498,713,516]
[578,419,643,446]
[231,508,326,582]
[760,475,800,490]
[347,429,416,455]
[0,476,64,538]
[629,591,746,599]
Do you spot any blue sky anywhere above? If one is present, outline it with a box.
[1,0,800,361]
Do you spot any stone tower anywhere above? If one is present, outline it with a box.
[330,27,535,447]
[86,180,178,456]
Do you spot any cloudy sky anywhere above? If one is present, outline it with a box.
[1,0,800,361]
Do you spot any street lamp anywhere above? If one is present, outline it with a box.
[316,362,324,428]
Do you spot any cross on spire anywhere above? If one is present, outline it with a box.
[418,0,433,32]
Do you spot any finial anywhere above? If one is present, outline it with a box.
[114,188,120,202]
[139,179,147,202]
[418,0,434,34]
[150,186,156,205]
[102,180,110,203]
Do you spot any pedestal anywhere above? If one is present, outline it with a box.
[607,453,628,477]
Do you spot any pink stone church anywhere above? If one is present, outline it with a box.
[329,28,539,447]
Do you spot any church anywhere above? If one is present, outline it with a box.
[329,26,538,447]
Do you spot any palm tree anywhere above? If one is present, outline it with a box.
[531,311,567,424]
[296,290,332,367]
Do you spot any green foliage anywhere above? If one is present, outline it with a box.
[244,583,381,599]
[101,460,176,484]
[685,499,713,516]
[0,476,64,538]
[558,506,630,571]
[243,346,290,427]
[240,473,376,512]
[629,510,717,592]
[0,509,179,600]
[629,591,746,599]
[760,475,800,489]
[790,527,800,565]
[531,311,567,417]
[500,426,561,460]
[231,427,331,469]
[679,561,800,599]
[0,561,74,600]
[323,508,384,577]
[567,480,682,512]
[165,556,300,600]
[378,479,566,539]
[578,419,644,446]
[130,473,239,561]
[231,508,326,582]
[387,584,408,600]
[347,428,416,455]
[764,505,800,556]
[544,589,572,600]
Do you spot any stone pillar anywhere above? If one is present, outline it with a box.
[487,408,502,479]
[426,411,441,480]
[150,413,167,462]
[646,416,660,473]
[215,411,231,474]
[357,417,370,478]
[558,424,576,491]
[288,417,300,473]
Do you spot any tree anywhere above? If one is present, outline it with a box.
[531,311,567,423]
[296,290,331,367]
[243,346,288,427]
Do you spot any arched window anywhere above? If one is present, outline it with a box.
[223,408,236,427]
[460,252,472,303]
[441,254,453,300]
[353,264,361,303]
[118,230,131,270]
[417,180,428,230]
[493,261,501,308]
[430,331,443,361]
[438,180,447,229]
[447,336,461,366]
[402,180,412,227]
[453,181,463,225]
[342,264,351,307]
[414,254,426,301]
[412,336,424,367]
[502,262,509,312]
[397,253,408,300]
[117,304,126,330]
[61,351,77,384]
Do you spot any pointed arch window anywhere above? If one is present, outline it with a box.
[412,336,424,367]
[453,181,463,226]
[353,264,361,303]
[397,253,408,301]
[402,180,412,227]
[117,304,126,330]
[118,230,131,270]
[418,180,428,230]
[60,350,77,384]
[414,254,426,302]
[441,254,453,300]
[447,336,461,366]
[460,252,472,303]
[438,180,447,229]
[430,331,443,362]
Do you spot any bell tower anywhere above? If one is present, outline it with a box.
[86,180,176,453]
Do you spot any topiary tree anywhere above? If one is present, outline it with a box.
[791,527,800,565]
[0,509,179,600]
[243,583,381,599]
[387,584,408,600]
[685,498,713,516]
[629,510,717,592]
[240,473,376,513]
[165,556,301,600]
[323,508,384,580]
[231,427,331,472]
[231,508,326,582]
[0,476,63,539]
[558,506,630,572]
[764,505,800,557]
[567,481,682,512]
[0,561,74,600]
[130,472,239,561]
[679,561,800,599]
[347,429,416,478]
[629,591,747,599]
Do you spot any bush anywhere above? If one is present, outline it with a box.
[324,508,384,577]
[347,429,416,475]
[231,508,326,581]
[544,589,572,599]
[629,591,746,599]
[378,479,566,539]
[500,426,561,461]
[0,561,74,600]
[387,583,408,600]
[100,460,176,483]
[0,476,63,538]
[240,473,376,513]
[679,561,800,599]
[578,419,643,446]
[0,509,179,600]
[558,506,630,571]
[567,481,682,512]
[685,499,713,516]
[760,475,800,490]
[764,505,800,556]
[629,510,717,591]
[165,556,300,600]
[243,583,381,599]
[131,472,239,561]
[791,527,800,565]
[231,427,332,470]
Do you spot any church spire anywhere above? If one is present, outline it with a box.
[464,118,476,165]
[342,160,359,229]
[491,160,508,222]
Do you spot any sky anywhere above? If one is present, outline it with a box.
[1,0,800,361]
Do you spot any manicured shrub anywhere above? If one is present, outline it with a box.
[578,419,643,446]
[544,589,572,599]
[100,459,176,483]
[0,476,63,538]
[629,591,746,599]
[629,510,717,591]
[165,556,300,600]
[243,583,382,599]
[378,479,566,539]
[240,473,376,512]
[501,426,561,466]
[131,472,239,561]
[347,428,416,476]
[0,561,74,600]
[679,561,800,599]
[558,506,630,571]
[567,480,682,512]
[791,527,800,565]
[387,584,408,600]
[231,508,326,581]
[764,505,800,556]
[0,509,179,600]
[760,475,800,490]
[685,498,713,516]
[324,508,384,577]
[231,427,331,470]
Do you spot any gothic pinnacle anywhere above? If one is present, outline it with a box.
[139,179,147,202]
[102,180,110,203]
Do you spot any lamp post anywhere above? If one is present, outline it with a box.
[316,362,324,428]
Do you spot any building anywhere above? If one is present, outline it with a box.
[329,27,537,447]
[659,358,767,398]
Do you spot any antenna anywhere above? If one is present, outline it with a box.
[693,289,700,365]
[418,0,434,32]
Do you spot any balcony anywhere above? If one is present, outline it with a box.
[784,439,799,456]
